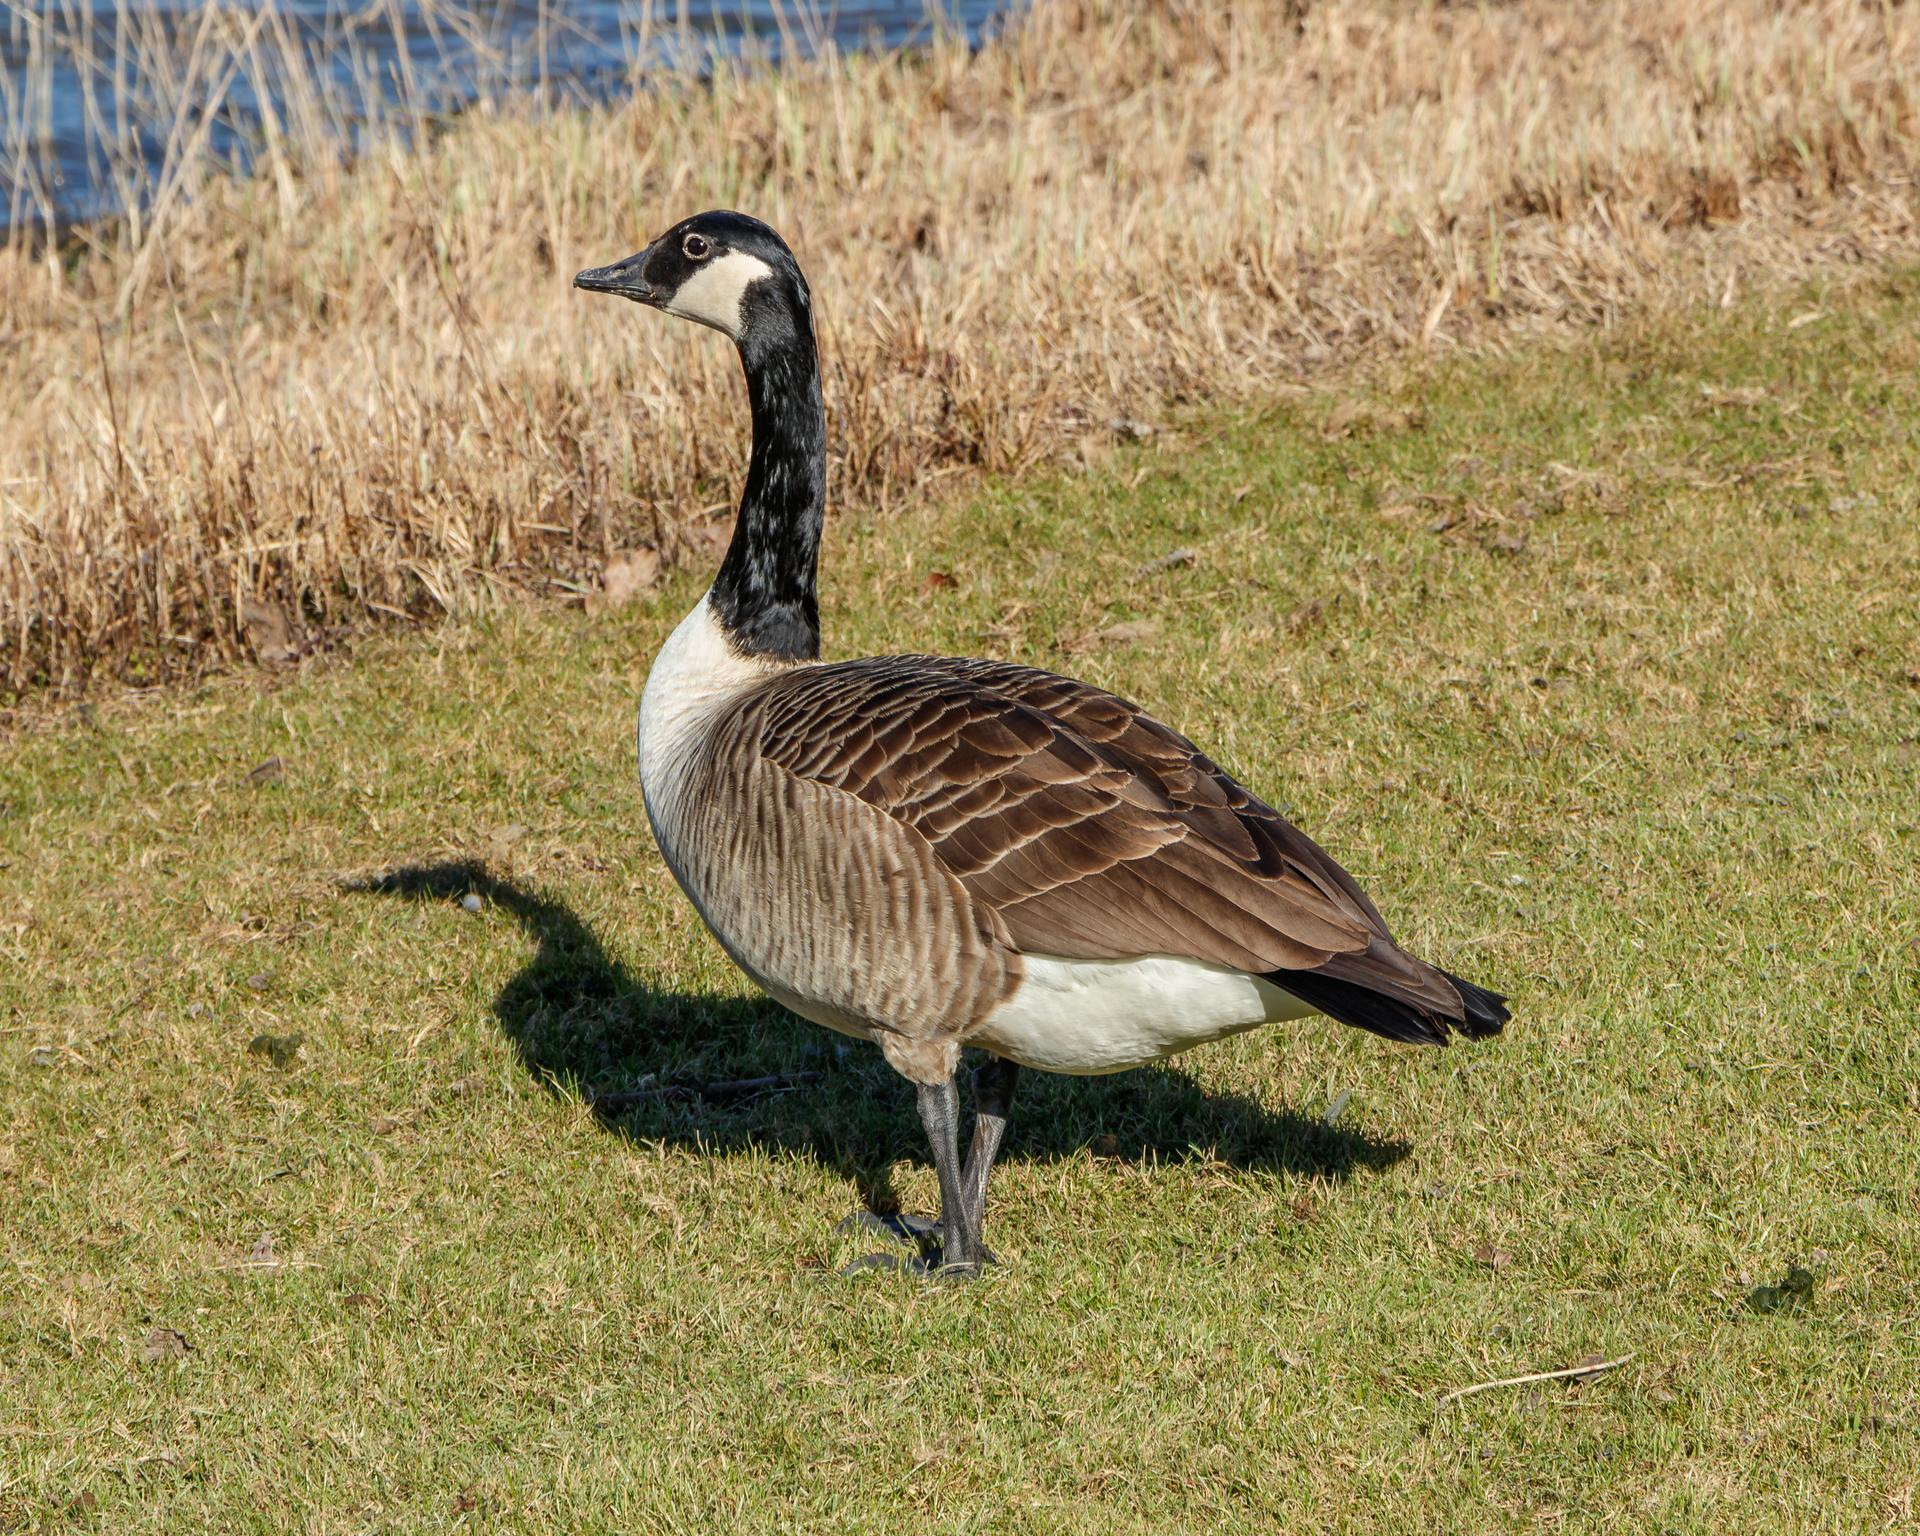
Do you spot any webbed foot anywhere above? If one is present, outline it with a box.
[834,1212,993,1277]
[835,1209,942,1250]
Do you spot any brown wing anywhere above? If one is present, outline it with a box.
[748,654,1468,1022]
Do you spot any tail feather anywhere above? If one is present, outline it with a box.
[1439,967,1511,1040]
[1271,963,1510,1048]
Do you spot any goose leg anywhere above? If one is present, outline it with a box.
[840,1066,982,1278]
[917,1070,982,1274]
[959,1057,1018,1247]
[849,1054,1013,1263]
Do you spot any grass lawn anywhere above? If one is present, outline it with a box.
[3,274,1917,1532]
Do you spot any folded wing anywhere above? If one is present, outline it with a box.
[749,655,1490,1038]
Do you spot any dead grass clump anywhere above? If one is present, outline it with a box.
[2,0,1917,696]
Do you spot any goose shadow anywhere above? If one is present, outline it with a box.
[348,861,1409,1213]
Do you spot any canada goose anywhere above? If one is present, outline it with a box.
[574,211,1509,1276]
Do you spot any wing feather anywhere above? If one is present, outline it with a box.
[746,654,1398,983]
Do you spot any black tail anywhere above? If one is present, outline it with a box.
[1272,965,1510,1048]
[1440,968,1511,1039]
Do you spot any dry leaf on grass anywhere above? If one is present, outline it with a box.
[240,598,300,665]
[1131,548,1198,578]
[1323,400,1425,439]
[140,1327,192,1363]
[1698,384,1771,410]
[667,512,734,567]
[600,547,661,606]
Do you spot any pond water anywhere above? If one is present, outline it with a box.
[1,1,1010,233]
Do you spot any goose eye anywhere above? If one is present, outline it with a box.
[682,232,711,261]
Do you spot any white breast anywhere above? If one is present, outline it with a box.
[972,953,1318,1076]
[637,593,769,858]
[636,593,872,1038]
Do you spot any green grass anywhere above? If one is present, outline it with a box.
[4,273,1918,1533]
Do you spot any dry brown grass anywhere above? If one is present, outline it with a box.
[2,0,1916,696]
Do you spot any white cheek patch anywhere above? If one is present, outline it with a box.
[665,249,776,338]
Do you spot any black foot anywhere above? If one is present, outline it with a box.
[835,1209,941,1251]
[834,1212,994,1277]
[838,1250,982,1280]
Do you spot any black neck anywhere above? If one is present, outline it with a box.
[709,314,826,660]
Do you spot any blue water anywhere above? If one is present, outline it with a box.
[1,2,1008,234]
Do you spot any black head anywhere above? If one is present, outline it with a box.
[577,211,827,662]
[573,210,811,350]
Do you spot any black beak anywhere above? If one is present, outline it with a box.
[574,243,658,304]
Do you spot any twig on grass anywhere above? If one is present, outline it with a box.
[1438,1351,1637,1407]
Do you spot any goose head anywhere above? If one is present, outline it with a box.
[575,210,827,662]
[573,210,811,351]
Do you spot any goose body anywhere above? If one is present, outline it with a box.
[578,212,1508,1273]
[638,594,1323,1077]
